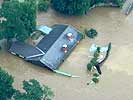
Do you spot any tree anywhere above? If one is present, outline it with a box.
[38,0,49,12]
[0,67,16,100]
[1,0,37,41]
[51,0,91,15]
[0,67,54,100]
[14,79,54,100]
[51,0,125,15]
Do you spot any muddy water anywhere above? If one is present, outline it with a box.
[1,7,133,100]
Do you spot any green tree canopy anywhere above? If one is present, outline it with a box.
[0,67,16,100]
[1,0,37,41]
[51,0,125,15]
[14,79,54,100]
[0,67,54,100]
[51,0,91,15]
[38,0,49,12]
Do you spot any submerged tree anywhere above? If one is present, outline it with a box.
[51,0,91,15]
[14,79,54,100]
[0,67,16,100]
[1,0,37,42]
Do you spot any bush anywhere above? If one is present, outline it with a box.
[85,28,98,38]
[87,63,93,71]
[0,67,16,100]
[93,73,99,77]
[92,77,99,83]
[38,0,49,12]
[51,0,91,15]
[87,47,100,72]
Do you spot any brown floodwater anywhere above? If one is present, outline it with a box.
[0,7,133,100]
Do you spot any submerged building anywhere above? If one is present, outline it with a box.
[9,24,82,71]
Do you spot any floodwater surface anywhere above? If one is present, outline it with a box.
[0,7,133,100]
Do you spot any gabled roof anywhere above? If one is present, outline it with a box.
[36,24,68,53]
[9,41,44,58]
[9,24,82,71]
[40,25,81,70]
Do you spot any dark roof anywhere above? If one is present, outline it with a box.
[36,24,68,53]
[40,25,82,70]
[9,24,82,71]
[9,41,43,58]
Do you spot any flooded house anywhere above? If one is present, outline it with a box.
[9,24,82,71]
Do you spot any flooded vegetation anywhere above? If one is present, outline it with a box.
[1,7,133,100]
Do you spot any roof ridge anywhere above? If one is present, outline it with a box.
[36,47,45,54]
[36,24,69,53]
[42,25,69,53]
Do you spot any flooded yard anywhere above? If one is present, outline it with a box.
[0,7,133,100]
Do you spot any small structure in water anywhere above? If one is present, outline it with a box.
[9,24,82,72]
